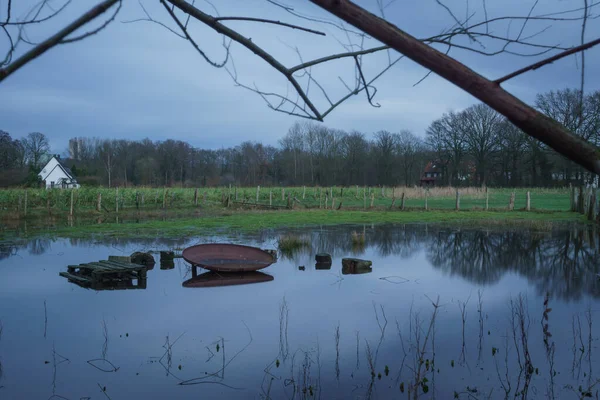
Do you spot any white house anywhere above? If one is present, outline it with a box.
[38,156,80,189]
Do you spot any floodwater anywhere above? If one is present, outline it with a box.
[0,223,599,399]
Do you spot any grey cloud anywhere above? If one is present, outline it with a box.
[0,0,598,153]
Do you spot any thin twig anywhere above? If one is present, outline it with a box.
[494,37,600,84]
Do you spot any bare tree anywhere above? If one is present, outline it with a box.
[1,0,600,176]
[23,131,50,168]
[462,104,503,186]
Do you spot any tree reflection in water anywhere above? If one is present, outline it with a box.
[3,223,599,299]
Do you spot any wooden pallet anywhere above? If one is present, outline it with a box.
[60,259,148,290]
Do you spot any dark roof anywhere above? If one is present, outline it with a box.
[57,158,75,178]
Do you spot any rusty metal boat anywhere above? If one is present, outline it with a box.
[182,243,276,272]
[182,271,274,288]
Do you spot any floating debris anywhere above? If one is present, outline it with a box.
[59,260,148,290]
[341,258,373,275]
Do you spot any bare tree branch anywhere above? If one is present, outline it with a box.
[160,0,230,68]
[214,17,326,36]
[309,0,600,175]
[165,0,323,119]
[0,0,120,82]
[494,37,600,84]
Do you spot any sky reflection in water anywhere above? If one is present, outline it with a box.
[0,223,598,399]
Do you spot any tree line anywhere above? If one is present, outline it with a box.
[1,88,598,188]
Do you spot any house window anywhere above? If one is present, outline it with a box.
[50,181,54,188]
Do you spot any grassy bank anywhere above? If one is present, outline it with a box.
[0,186,571,220]
[3,208,588,240]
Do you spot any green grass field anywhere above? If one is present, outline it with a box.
[7,209,587,240]
[0,186,572,216]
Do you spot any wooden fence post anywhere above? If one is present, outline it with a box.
[425,190,428,210]
[163,188,167,209]
[587,191,596,221]
[303,186,306,199]
[578,186,585,214]
[194,188,198,206]
[392,186,395,198]
[116,187,119,213]
[363,188,366,210]
[390,197,396,209]
[70,189,74,216]
[400,192,406,210]
[455,190,460,211]
[18,195,22,214]
[235,186,238,201]
[508,192,515,211]
[325,194,329,209]
[269,191,272,206]
[47,191,51,215]
[570,185,576,211]
[97,193,102,212]
[24,190,28,216]
[256,185,260,203]
[370,193,375,208]
[381,186,385,198]
[485,188,489,211]
[356,185,359,199]
[319,188,323,209]
[332,196,336,210]
[526,191,531,211]
[282,188,285,201]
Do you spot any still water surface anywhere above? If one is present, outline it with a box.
[0,223,599,399]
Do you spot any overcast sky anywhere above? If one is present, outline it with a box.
[0,0,598,154]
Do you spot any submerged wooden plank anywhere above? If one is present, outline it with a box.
[59,272,91,285]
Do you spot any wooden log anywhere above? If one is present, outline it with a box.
[131,252,155,266]
[400,192,406,210]
[70,189,74,216]
[315,253,332,263]
[97,193,102,212]
[509,192,515,211]
[342,258,373,275]
[526,191,531,211]
[455,190,460,211]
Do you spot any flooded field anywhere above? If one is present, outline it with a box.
[0,223,599,399]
